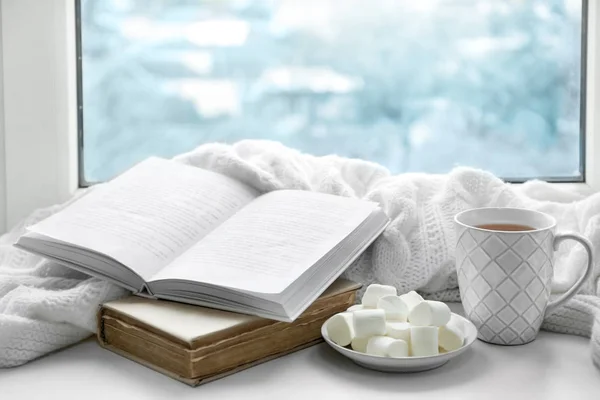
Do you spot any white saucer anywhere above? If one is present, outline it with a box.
[321,313,477,373]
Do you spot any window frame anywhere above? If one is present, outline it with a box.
[0,2,6,234]
[0,0,78,232]
[0,0,598,233]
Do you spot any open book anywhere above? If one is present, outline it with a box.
[15,158,389,322]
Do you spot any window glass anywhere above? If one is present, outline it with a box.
[79,0,584,183]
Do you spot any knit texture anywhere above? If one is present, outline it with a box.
[1,140,599,368]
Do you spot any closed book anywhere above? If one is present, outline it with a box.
[97,279,360,386]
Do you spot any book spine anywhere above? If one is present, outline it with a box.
[97,305,106,344]
[137,283,155,298]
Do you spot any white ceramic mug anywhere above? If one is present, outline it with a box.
[454,207,593,345]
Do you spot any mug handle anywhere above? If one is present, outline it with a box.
[545,232,594,316]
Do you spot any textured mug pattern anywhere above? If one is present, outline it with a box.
[455,224,554,345]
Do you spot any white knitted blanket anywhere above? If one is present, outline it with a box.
[1,140,599,368]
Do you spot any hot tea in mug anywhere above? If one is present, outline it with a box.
[454,207,593,345]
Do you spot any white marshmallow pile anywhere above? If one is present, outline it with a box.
[326,284,465,358]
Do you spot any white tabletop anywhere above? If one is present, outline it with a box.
[1,329,599,400]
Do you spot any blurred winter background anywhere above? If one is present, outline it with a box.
[80,0,584,183]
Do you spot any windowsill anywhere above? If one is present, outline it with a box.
[1,304,598,399]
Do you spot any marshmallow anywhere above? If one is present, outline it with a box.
[429,301,452,326]
[327,312,354,346]
[448,313,465,334]
[386,321,411,344]
[366,336,396,356]
[351,337,370,353]
[411,326,439,357]
[399,291,424,312]
[353,309,387,338]
[347,304,368,312]
[361,284,397,308]
[387,339,409,358]
[439,315,465,352]
[377,295,408,321]
[408,300,451,327]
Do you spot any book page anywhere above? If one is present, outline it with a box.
[151,190,377,294]
[29,158,259,281]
